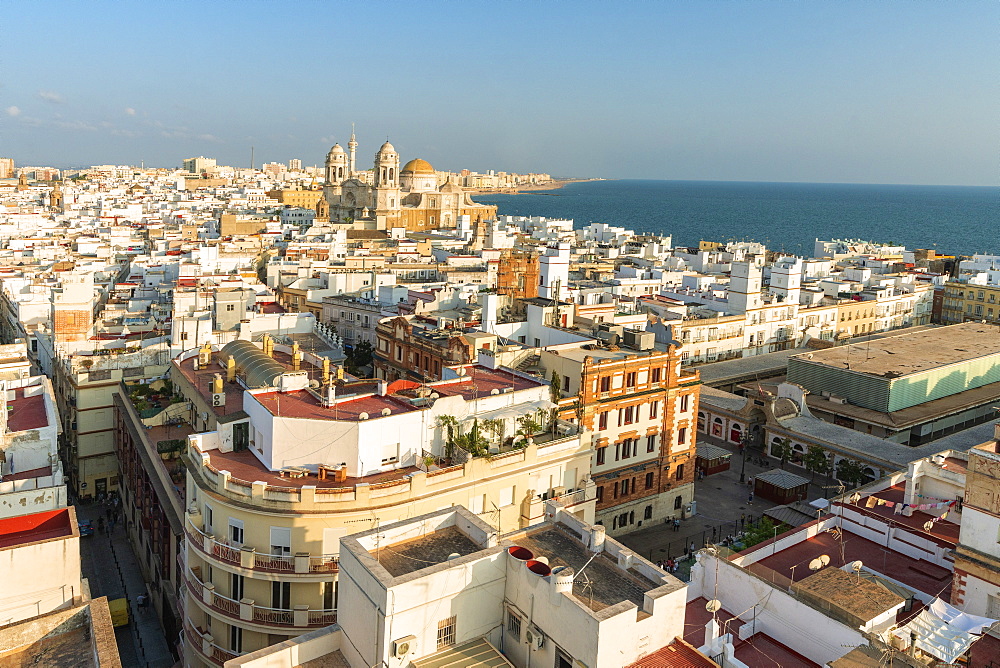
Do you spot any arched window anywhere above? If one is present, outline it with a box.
[711,416,724,438]
[729,422,743,444]
[389,168,394,181]
[697,411,706,432]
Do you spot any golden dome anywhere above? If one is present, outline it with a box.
[400,158,435,174]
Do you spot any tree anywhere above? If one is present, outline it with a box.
[514,413,542,448]
[771,438,793,470]
[740,517,789,549]
[482,418,507,450]
[803,446,829,482]
[345,340,373,375]
[548,369,561,432]
[836,459,865,488]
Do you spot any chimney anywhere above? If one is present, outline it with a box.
[198,341,212,366]
[212,373,224,394]
[226,355,236,382]
[377,380,388,396]
[322,357,331,385]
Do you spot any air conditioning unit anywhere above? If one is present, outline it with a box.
[392,635,417,658]
[525,626,545,649]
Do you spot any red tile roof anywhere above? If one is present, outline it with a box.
[627,639,719,668]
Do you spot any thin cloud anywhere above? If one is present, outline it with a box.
[37,90,65,104]
[5,106,20,117]
[125,107,136,116]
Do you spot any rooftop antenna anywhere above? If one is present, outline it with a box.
[251,146,255,170]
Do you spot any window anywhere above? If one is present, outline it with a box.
[645,472,654,489]
[649,400,659,419]
[597,446,606,466]
[596,486,604,502]
[613,481,619,498]
[644,505,653,520]
[626,372,637,389]
[204,504,213,533]
[230,625,243,653]
[437,616,457,649]
[600,376,611,393]
[499,486,515,507]
[270,527,291,556]
[624,406,634,424]
[322,581,336,610]
[231,573,244,601]
[229,519,244,546]
[598,411,608,430]
[680,394,690,412]
[563,375,570,392]
[395,346,402,361]
[651,367,662,383]
[675,464,685,481]
[622,439,632,460]
[180,331,188,341]
[272,581,291,609]
[674,495,683,509]
[678,427,687,447]
[226,304,235,311]
[507,610,521,639]
[647,434,658,452]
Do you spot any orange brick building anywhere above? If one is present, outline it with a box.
[547,343,700,535]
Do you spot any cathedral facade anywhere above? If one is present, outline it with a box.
[320,132,496,232]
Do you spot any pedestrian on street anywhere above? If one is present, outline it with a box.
[673,518,680,532]
[748,491,754,505]
[689,541,696,556]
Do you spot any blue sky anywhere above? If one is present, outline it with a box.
[1,1,996,185]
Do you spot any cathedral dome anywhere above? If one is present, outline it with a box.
[378,141,396,155]
[328,143,346,155]
[401,158,435,174]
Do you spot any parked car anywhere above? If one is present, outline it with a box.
[78,520,94,537]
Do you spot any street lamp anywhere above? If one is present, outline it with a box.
[738,430,753,484]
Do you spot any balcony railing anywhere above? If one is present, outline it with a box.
[186,518,339,575]
[185,567,337,629]
[184,620,240,667]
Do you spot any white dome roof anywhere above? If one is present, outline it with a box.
[378,141,396,154]
[328,143,346,155]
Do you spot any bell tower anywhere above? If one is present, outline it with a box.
[348,124,358,177]
[372,141,401,230]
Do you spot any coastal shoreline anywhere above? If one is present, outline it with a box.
[468,177,604,196]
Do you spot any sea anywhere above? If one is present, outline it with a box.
[475,180,1000,258]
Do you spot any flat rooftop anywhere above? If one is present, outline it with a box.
[0,507,75,549]
[839,482,960,547]
[748,525,953,600]
[6,388,48,432]
[376,526,482,578]
[201,447,418,489]
[512,524,662,612]
[683,598,821,668]
[790,322,1000,378]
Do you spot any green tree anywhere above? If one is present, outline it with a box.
[836,459,865,488]
[803,446,830,482]
[482,418,507,450]
[345,340,374,376]
[771,438,793,470]
[514,413,542,447]
[548,369,561,432]
[741,517,789,549]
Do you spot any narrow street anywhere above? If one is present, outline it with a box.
[76,501,177,668]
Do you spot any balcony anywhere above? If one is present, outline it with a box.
[185,567,337,630]
[184,620,240,667]
[185,518,339,576]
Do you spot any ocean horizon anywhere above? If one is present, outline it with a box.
[475,179,1000,258]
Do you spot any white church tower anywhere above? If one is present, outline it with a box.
[539,242,571,302]
[372,141,401,229]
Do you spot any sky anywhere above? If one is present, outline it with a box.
[1,1,997,186]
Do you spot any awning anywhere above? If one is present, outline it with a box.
[892,610,978,664]
[928,597,997,635]
[466,400,555,422]
[413,638,514,668]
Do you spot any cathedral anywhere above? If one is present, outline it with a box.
[320,131,497,232]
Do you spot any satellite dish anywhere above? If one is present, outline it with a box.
[705,546,718,556]
[850,560,864,573]
[809,558,824,571]
[705,599,722,613]
[819,554,831,567]
[923,521,934,532]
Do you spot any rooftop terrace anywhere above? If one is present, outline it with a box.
[376,525,482,577]
[0,507,75,549]
[512,524,664,612]
[6,388,48,432]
